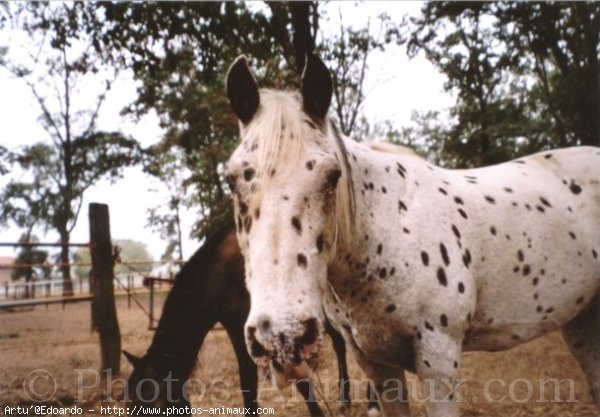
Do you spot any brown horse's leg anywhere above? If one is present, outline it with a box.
[223,318,259,412]
[366,382,381,416]
[325,319,351,410]
[562,292,600,409]
[295,378,324,417]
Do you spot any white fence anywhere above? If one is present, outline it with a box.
[0,274,148,300]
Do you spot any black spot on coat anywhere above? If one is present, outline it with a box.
[539,197,552,207]
[440,243,450,266]
[569,180,582,195]
[462,250,472,268]
[243,168,256,181]
[297,254,307,269]
[451,225,461,239]
[421,251,430,266]
[437,267,448,286]
[291,216,302,235]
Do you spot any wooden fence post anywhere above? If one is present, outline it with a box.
[89,203,121,375]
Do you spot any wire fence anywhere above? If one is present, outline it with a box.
[0,235,188,335]
[0,257,183,301]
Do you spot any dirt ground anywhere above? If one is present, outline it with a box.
[0,292,597,416]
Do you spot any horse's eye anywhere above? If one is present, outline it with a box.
[324,168,341,190]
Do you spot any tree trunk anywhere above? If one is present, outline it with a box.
[175,202,183,262]
[289,2,316,73]
[59,228,74,297]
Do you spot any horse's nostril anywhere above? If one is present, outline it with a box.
[301,318,319,346]
[250,339,266,358]
[257,314,272,334]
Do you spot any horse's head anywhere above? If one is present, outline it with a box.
[225,55,353,386]
[122,351,190,410]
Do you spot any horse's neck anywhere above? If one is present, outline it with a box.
[332,138,427,257]
[145,248,223,376]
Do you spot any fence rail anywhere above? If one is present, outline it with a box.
[1,278,90,299]
[0,242,90,248]
[0,203,184,374]
[0,295,93,310]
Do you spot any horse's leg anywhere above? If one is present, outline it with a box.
[223,318,259,413]
[562,292,600,407]
[294,379,325,417]
[324,319,352,412]
[415,334,462,417]
[366,382,381,417]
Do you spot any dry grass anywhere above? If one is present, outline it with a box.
[0,293,597,416]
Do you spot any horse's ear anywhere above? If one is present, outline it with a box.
[301,54,332,123]
[123,350,143,368]
[227,55,260,124]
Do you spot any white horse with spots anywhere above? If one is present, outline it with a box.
[224,54,600,417]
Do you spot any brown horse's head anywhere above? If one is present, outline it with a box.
[122,351,191,411]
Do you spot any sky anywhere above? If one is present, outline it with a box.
[0,2,453,261]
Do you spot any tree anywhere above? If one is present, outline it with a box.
[29,2,398,255]
[50,2,318,246]
[11,234,51,299]
[0,3,142,295]
[144,147,189,261]
[405,2,599,167]
[87,2,323,243]
[320,10,398,137]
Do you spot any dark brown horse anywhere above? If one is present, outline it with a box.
[123,220,378,415]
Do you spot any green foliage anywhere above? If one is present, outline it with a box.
[16,2,398,256]
[319,11,399,137]
[11,234,51,283]
[405,2,600,167]
[144,148,187,261]
[72,247,91,280]
[112,239,154,275]
[74,238,153,278]
[78,2,312,243]
[88,2,398,247]
[1,133,141,235]
[1,3,143,292]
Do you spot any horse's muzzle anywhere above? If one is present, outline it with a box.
[245,316,323,386]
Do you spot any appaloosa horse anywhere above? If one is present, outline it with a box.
[224,54,600,417]
[123,220,377,415]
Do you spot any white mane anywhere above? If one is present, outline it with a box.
[242,89,356,253]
